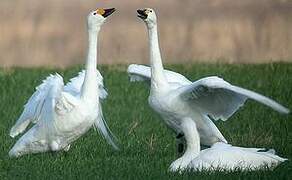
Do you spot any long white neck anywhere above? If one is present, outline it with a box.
[81,27,100,100]
[147,24,168,91]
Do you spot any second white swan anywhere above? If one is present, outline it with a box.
[128,8,289,172]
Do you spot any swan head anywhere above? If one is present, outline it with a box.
[137,8,157,29]
[87,8,115,31]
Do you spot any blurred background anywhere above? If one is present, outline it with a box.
[0,0,292,67]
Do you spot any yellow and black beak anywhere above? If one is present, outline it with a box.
[96,8,116,18]
[137,9,148,19]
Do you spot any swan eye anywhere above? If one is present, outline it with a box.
[93,12,97,15]
[150,10,152,12]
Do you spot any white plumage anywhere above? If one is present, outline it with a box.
[187,142,287,171]
[63,70,108,100]
[130,8,289,172]
[128,64,289,146]
[9,8,117,157]
[128,64,191,86]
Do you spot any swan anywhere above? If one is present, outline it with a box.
[9,8,118,157]
[128,8,289,172]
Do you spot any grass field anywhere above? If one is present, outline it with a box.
[0,63,291,179]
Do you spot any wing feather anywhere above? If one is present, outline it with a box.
[94,104,119,150]
[10,73,64,137]
[178,76,289,121]
[64,70,108,100]
[127,64,191,85]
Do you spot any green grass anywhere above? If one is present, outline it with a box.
[0,63,291,180]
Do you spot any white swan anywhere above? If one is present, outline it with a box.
[129,8,289,172]
[9,8,118,157]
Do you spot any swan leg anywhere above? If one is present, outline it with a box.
[176,133,185,156]
[175,132,213,156]
[170,117,200,172]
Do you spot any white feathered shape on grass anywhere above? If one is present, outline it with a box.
[129,8,289,172]
[187,142,287,171]
[9,8,118,157]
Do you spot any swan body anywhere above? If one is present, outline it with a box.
[130,8,289,172]
[9,8,117,157]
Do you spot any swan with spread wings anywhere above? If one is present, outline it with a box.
[128,8,289,171]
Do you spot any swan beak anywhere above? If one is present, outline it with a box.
[101,8,116,18]
[137,9,148,20]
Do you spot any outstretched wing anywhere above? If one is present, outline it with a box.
[94,103,119,150]
[10,74,64,138]
[127,64,191,86]
[64,70,108,100]
[177,76,290,121]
